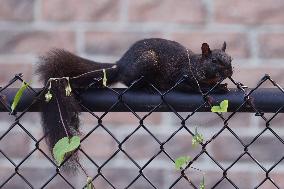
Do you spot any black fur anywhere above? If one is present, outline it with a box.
[36,38,233,171]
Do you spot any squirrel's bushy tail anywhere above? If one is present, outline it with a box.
[36,49,117,171]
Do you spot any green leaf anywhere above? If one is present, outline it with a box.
[199,176,205,189]
[84,177,95,189]
[192,127,204,148]
[103,69,107,87]
[52,136,80,166]
[211,100,229,113]
[175,156,191,170]
[11,81,29,112]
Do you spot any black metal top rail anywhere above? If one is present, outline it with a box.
[1,74,284,189]
[1,88,283,113]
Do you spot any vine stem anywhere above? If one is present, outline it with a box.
[45,65,117,82]
[186,48,204,96]
[54,89,94,187]
[54,94,69,138]
[71,65,116,80]
[42,65,116,137]
[43,64,118,137]
[186,48,214,108]
[74,158,88,177]
[74,155,96,188]
[40,65,102,188]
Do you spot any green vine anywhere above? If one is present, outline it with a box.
[192,127,204,148]
[11,65,230,188]
[41,68,114,188]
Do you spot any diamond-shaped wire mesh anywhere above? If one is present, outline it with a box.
[0,73,284,189]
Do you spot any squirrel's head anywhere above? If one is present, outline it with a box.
[196,42,233,83]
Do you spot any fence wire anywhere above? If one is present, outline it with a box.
[0,73,284,189]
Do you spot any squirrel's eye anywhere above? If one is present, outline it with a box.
[212,58,218,63]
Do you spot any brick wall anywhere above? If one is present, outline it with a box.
[0,0,284,188]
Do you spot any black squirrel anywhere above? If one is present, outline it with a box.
[36,38,233,170]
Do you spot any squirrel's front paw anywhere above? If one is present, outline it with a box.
[217,83,229,92]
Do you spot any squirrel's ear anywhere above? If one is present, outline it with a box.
[222,41,226,52]
[201,43,211,57]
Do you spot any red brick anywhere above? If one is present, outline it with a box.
[124,134,161,159]
[92,176,117,189]
[29,75,43,88]
[17,168,56,188]
[1,174,32,189]
[0,167,14,186]
[96,168,138,188]
[18,112,41,129]
[173,112,223,127]
[229,66,284,88]
[170,33,250,58]
[248,135,284,163]
[128,0,206,24]
[164,133,204,160]
[169,170,215,189]
[256,179,282,189]
[42,0,120,22]
[225,113,252,128]
[81,112,161,125]
[84,31,161,56]
[35,137,53,159]
[0,31,75,54]
[0,115,14,132]
[0,0,34,21]
[269,173,284,188]
[133,169,165,189]
[173,112,251,128]
[0,131,31,158]
[0,113,13,122]
[85,32,249,58]
[0,161,84,188]
[0,63,33,86]
[225,171,254,188]
[108,112,138,125]
[98,168,164,189]
[210,135,284,163]
[169,170,252,189]
[3,167,164,189]
[80,132,117,159]
[101,112,161,125]
[209,135,245,163]
[263,113,284,128]
[214,0,284,25]
[259,33,284,58]
[42,173,81,188]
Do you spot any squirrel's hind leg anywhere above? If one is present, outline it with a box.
[120,50,161,88]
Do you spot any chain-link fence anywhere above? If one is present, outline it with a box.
[0,73,284,189]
